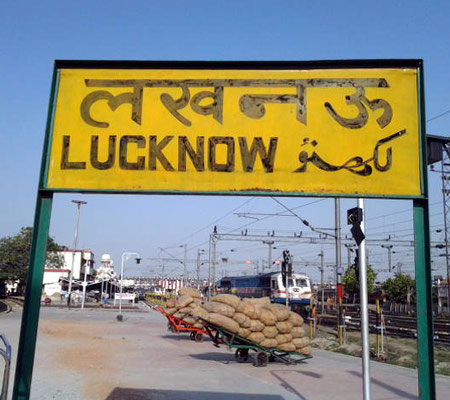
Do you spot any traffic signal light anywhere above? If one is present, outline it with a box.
[281,261,287,282]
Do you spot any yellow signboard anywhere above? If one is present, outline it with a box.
[45,65,422,197]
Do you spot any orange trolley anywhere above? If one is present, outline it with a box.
[155,306,207,342]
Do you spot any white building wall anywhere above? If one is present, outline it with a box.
[42,250,95,296]
[58,250,95,279]
[42,270,70,296]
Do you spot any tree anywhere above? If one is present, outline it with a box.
[342,265,377,303]
[382,273,416,303]
[0,227,66,288]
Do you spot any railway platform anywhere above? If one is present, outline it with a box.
[1,304,449,399]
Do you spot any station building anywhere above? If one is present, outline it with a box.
[43,249,95,296]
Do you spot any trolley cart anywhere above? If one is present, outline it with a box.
[203,322,312,367]
[155,306,207,342]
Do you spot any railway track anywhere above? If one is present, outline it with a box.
[318,311,450,344]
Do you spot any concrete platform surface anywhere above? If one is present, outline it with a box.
[1,305,449,399]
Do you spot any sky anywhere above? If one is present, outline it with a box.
[1,0,450,284]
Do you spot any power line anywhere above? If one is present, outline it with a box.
[427,108,450,123]
[271,197,336,239]
[174,197,255,245]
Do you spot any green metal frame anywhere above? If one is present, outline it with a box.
[12,59,435,399]
[413,63,436,399]
[204,324,312,365]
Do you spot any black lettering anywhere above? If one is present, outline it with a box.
[119,135,145,170]
[178,136,205,171]
[149,136,175,171]
[90,135,116,170]
[239,137,278,172]
[60,135,86,169]
[208,136,234,172]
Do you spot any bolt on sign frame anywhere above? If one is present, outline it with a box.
[13,60,434,399]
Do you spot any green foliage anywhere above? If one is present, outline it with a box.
[0,227,66,283]
[342,265,377,296]
[382,273,416,303]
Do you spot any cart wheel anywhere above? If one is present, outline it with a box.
[194,333,204,342]
[235,349,249,363]
[253,351,269,367]
[268,354,276,363]
[190,332,196,340]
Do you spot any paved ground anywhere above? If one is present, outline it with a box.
[1,303,450,399]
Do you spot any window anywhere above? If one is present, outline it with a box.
[297,279,308,287]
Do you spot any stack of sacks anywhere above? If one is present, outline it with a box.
[197,295,310,355]
[163,288,206,328]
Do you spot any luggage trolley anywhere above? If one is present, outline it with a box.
[203,321,312,367]
[155,306,207,342]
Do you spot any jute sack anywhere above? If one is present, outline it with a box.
[184,316,196,325]
[190,306,208,319]
[176,295,194,309]
[275,320,294,333]
[299,345,311,355]
[165,307,177,315]
[173,312,183,318]
[204,313,240,334]
[275,334,290,345]
[178,306,193,314]
[262,326,278,339]
[194,322,204,329]
[257,308,277,326]
[291,326,305,338]
[238,328,251,338]
[278,342,296,352]
[260,338,278,348]
[233,313,252,328]
[247,332,265,344]
[211,294,241,308]
[243,297,271,306]
[235,302,258,319]
[202,301,235,318]
[263,304,290,321]
[293,337,309,348]
[192,298,203,305]
[166,298,176,308]
[249,319,265,332]
[288,312,304,327]
[283,333,293,342]
[178,287,202,299]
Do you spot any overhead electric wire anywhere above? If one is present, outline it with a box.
[271,197,336,239]
[427,108,450,123]
[365,201,441,222]
[173,197,255,246]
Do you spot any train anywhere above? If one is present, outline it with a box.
[218,272,313,317]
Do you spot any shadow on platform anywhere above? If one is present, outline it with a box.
[188,351,232,363]
[105,388,285,400]
[347,370,417,399]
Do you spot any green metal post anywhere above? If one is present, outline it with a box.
[12,191,53,400]
[12,64,58,400]
[413,199,436,400]
[413,60,436,400]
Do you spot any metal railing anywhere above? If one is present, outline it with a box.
[0,334,11,400]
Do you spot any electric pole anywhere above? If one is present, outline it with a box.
[180,244,187,286]
[319,250,324,314]
[263,240,275,272]
[196,249,205,289]
[67,200,87,307]
[381,244,393,272]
